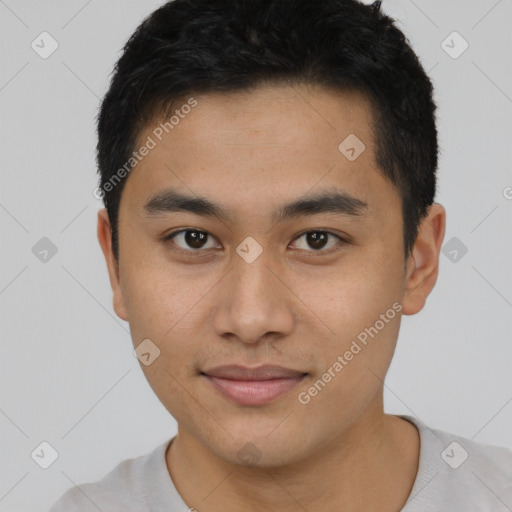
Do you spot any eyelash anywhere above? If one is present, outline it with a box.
[162,229,347,256]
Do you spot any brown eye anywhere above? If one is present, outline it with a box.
[290,231,344,253]
[165,229,219,251]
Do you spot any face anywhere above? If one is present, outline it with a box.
[98,84,444,468]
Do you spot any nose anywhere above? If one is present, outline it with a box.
[211,251,295,345]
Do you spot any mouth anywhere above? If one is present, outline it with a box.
[200,364,308,406]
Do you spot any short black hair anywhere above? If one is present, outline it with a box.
[97,0,438,262]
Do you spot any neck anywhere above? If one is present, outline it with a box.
[165,396,420,512]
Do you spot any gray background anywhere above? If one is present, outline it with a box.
[1,0,511,510]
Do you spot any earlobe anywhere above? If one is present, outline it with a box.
[96,209,129,321]
[402,203,446,316]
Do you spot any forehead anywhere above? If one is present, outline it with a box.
[150,85,376,151]
[121,84,399,223]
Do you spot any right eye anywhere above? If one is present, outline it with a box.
[163,229,221,252]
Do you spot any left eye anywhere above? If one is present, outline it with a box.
[290,231,344,253]
[163,229,344,253]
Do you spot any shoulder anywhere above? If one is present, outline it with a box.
[400,415,512,512]
[47,441,170,512]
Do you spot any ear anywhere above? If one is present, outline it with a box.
[97,208,129,321]
[402,203,446,316]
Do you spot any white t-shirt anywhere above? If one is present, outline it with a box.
[48,415,512,511]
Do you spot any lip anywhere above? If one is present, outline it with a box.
[201,364,308,406]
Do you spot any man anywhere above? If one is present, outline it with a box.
[49,0,512,510]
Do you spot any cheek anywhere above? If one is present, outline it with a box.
[121,259,215,364]
[298,248,403,386]
[121,266,208,420]
[300,252,402,333]
[296,310,401,424]
[120,257,176,344]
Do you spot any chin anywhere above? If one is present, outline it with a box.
[204,422,315,469]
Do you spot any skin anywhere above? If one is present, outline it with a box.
[97,84,446,511]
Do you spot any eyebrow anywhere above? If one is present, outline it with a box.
[143,187,368,224]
